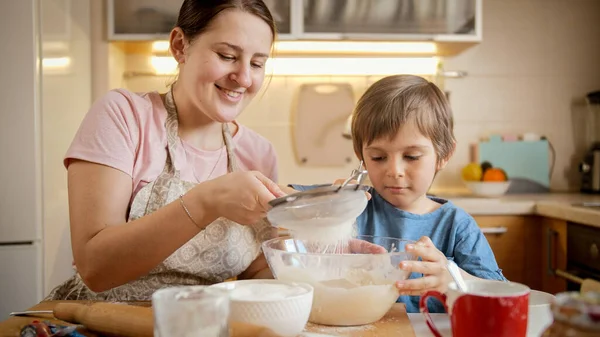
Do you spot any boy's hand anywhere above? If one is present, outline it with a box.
[347,238,387,254]
[395,236,452,296]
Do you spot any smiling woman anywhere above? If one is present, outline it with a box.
[45,0,285,301]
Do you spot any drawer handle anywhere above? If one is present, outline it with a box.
[546,227,578,282]
[481,227,508,234]
[555,269,584,284]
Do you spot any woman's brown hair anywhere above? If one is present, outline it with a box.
[176,0,276,42]
[351,75,456,165]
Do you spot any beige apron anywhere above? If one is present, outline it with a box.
[47,87,273,301]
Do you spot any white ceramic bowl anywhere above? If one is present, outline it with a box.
[464,181,511,197]
[210,279,313,337]
[528,290,554,337]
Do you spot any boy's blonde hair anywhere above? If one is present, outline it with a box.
[351,75,456,164]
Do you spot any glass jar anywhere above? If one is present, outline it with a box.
[542,291,600,337]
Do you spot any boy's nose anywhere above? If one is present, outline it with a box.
[387,160,405,177]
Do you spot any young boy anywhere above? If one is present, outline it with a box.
[289,75,506,313]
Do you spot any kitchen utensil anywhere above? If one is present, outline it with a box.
[55,302,153,336]
[262,235,417,326]
[10,310,54,316]
[581,278,600,294]
[420,280,530,337]
[210,279,314,337]
[152,286,229,337]
[528,290,554,337]
[268,161,369,232]
[446,260,468,292]
[292,83,355,167]
[336,160,368,191]
[11,302,154,336]
[463,181,511,198]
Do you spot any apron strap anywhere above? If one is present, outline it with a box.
[222,123,238,173]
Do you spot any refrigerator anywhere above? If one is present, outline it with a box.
[0,0,44,318]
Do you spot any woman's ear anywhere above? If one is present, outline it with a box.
[169,27,187,64]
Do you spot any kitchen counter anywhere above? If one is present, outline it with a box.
[0,301,544,337]
[433,192,600,228]
[0,301,419,337]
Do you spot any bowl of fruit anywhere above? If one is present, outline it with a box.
[462,161,511,197]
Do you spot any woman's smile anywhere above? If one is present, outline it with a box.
[215,84,244,102]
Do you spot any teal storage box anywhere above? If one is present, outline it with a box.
[477,139,551,193]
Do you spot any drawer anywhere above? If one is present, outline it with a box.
[567,222,600,273]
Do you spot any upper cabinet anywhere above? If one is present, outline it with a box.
[300,0,479,41]
[107,0,481,43]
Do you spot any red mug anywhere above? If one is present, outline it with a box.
[420,280,530,337]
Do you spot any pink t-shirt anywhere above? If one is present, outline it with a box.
[65,89,278,198]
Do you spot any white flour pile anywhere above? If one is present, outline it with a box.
[228,282,309,301]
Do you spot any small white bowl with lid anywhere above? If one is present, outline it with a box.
[210,279,314,337]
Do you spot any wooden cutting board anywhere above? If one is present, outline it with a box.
[292,83,356,167]
[0,301,415,337]
[303,304,416,337]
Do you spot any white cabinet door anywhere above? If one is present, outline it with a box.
[0,244,43,319]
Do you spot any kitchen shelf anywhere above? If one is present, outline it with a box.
[107,0,482,44]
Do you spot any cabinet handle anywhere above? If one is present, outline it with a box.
[555,269,584,284]
[546,227,556,276]
[546,227,583,283]
[481,227,508,234]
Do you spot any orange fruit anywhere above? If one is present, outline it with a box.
[482,168,507,182]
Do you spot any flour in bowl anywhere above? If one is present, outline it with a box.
[229,282,310,301]
[276,266,402,326]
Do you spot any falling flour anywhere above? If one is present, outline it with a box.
[281,218,356,245]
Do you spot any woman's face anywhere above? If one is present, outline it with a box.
[174,9,273,122]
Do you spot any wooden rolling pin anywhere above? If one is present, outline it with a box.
[53,302,153,337]
[47,302,282,337]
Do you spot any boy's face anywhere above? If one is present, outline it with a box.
[361,123,448,213]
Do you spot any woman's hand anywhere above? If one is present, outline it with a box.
[394,236,452,296]
[191,171,286,225]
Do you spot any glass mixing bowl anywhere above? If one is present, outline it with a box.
[262,235,417,326]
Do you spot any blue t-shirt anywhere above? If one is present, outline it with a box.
[290,184,506,313]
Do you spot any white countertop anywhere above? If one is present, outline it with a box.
[431,192,600,228]
[305,314,546,337]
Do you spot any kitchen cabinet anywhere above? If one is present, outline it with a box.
[301,0,480,41]
[107,0,481,43]
[107,0,293,41]
[474,216,542,290]
[541,218,568,294]
[473,215,569,294]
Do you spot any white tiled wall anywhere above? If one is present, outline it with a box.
[122,0,600,191]
[440,0,600,191]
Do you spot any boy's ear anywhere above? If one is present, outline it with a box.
[437,142,456,171]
